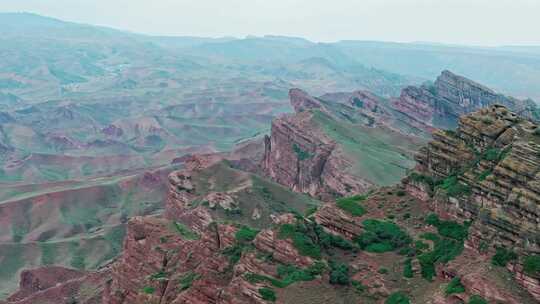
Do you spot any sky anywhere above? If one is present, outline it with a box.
[1,0,539,46]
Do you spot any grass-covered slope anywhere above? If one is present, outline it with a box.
[312,108,425,186]
[191,161,322,228]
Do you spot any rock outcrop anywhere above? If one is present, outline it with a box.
[405,105,540,300]
[4,266,109,304]
[262,89,375,199]
[394,70,539,129]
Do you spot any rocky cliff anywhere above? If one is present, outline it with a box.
[394,70,540,129]
[262,88,422,199]
[404,105,540,300]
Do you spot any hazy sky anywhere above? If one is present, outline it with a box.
[1,0,539,46]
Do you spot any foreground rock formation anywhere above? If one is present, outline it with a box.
[404,105,540,300]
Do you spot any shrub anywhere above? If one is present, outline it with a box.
[141,286,155,294]
[329,261,350,285]
[418,217,469,281]
[354,219,411,253]
[278,223,321,259]
[482,148,501,161]
[438,176,471,197]
[305,206,318,217]
[149,271,167,281]
[409,172,437,190]
[259,287,276,302]
[415,240,429,251]
[491,247,517,267]
[477,170,492,181]
[425,214,469,241]
[523,255,540,276]
[293,144,312,161]
[179,272,200,291]
[403,259,413,278]
[336,195,368,217]
[315,224,355,251]
[468,295,488,304]
[278,264,314,283]
[445,277,465,295]
[172,222,199,240]
[351,280,367,294]
[235,226,260,243]
[245,261,326,289]
[385,291,410,304]
[222,243,248,265]
[419,237,464,281]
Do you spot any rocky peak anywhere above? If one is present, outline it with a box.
[289,88,323,113]
[394,70,539,129]
[262,89,375,199]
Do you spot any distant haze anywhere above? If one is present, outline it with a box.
[0,0,539,46]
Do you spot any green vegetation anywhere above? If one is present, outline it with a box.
[523,255,540,276]
[179,272,201,291]
[414,240,429,251]
[468,295,488,304]
[11,224,28,243]
[223,225,261,266]
[403,259,413,278]
[438,176,471,197]
[445,277,465,295]
[385,292,411,304]
[70,242,86,270]
[235,226,260,242]
[408,172,437,190]
[329,260,350,285]
[305,206,318,217]
[352,97,364,108]
[149,271,167,281]
[40,242,56,265]
[245,262,326,288]
[477,169,492,181]
[314,224,355,251]
[60,204,101,231]
[102,226,126,261]
[278,221,355,259]
[425,214,470,241]
[482,148,501,161]
[172,222,200,240]
[378,267,389,274]
[0,244,25,282]
[313,110,419,186]
[336,194,368,216]
[491,247,517,267]
[354,219,411,253]
[259,287,276,302]
[278,223,321,259]
[419,215,469,281]
[351,280,367,294]
[141,286,156,294]
[292,144,312,161]
[222,243,249,265]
